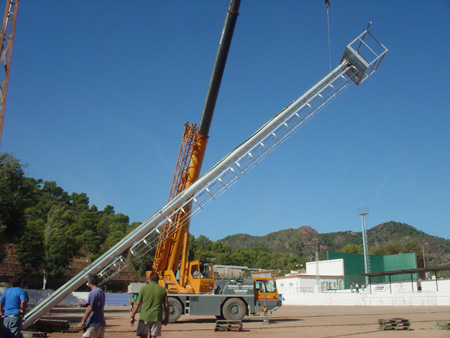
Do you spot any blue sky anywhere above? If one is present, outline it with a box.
[2,1,449,243]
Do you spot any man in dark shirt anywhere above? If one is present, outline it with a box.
[77,274,106,338]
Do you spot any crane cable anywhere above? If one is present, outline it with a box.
[324,0,331,72]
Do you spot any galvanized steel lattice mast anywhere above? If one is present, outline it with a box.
[24,25,388,329]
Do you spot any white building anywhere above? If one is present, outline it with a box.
[276,259,345,295]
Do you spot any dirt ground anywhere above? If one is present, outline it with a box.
[32,305,450,338]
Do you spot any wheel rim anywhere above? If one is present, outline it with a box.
[230,304,240,315]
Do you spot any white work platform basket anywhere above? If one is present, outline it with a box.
[341,23,388,86]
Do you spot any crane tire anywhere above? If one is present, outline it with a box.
[167,297,183,323]
[222,298,247,321]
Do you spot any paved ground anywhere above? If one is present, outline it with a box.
[34,305,450,338]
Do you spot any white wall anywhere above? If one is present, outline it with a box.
[368,279,450,293]
[276,275,345,295]
[281,280,450,307]
[282,290,450,306]
[369,281,418,293]
[421,279,450,292]
[305,259,344,276]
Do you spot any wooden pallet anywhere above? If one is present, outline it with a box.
[34,318,70,333]
[22,331,48,338]
[378,318,410,331]
[436,321,450,330]
[214,320,242,332]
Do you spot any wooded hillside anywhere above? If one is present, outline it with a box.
[220,221,450,267]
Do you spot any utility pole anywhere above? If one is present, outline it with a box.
[422,242,428,268]
[357,207,371,286]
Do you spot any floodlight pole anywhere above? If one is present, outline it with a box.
[357,207,371,286]
[315,238,320,293]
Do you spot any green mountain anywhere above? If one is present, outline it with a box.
[220,221,450,266]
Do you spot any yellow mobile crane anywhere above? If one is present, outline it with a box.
[137,0,281,322]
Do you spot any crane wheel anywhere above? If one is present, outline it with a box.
[222,298,247,321]
[167,298,183,323]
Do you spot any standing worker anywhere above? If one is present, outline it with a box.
[130,272,169,338]
[0,277,28,338]
[77,274,106,338]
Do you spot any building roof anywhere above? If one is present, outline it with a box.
[361,264,450,277]
[276,274,344,279]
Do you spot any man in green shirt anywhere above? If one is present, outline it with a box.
[130,272,169,338]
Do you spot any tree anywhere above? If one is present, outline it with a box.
[42,204,76,288]
[41,181,69,202]
[18,203,75,289]
[0,153,34,239]
[69,192,89,210]
[369,239,421,256]
[340,243,363,254]
[17,220,45,277]
[192,235,213,260]
[99,213,129,253]
[0,153,35,260]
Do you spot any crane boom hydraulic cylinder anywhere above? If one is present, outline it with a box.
[199,0,240,138]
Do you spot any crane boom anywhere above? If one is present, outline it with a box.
[23,25,387,329]
[0,0,19,148]
[152,123,198,275]
[151,0,241,293]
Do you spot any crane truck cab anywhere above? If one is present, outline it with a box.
[187,260,215,293]
[144,260,215,294]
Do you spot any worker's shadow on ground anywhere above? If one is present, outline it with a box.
[175,317,302,324]
[49,307,128,314]
[43,307,130,326]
